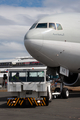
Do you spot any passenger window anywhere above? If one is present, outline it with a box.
[30,23,37,30]
[56,23,63,30]
[36,23,47,28]
[49,23,56,30]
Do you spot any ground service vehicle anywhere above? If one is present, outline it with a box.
[7,67,52,107]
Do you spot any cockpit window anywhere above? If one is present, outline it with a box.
[49,23,56,30]
[36,23,47,28]
[56,23,63,30]
[30,23,37,30]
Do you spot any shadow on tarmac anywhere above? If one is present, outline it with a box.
[0,103,36,109]
[0,96,8,102]
[69,93,80,98]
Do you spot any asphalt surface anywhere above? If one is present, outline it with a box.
[0,92,80,120]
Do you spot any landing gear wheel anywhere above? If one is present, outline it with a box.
[54,87,61,98]
[54,87,60,92]
[61,88,69,98]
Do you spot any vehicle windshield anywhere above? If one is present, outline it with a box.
[9,71,44,82]
[27,71,44,82]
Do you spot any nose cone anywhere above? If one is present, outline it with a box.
[24,30,43,56]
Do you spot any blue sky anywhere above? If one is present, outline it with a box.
[0,0,80,59]
[0,0,43,7]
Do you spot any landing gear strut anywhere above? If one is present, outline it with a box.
[54,75,69,99]
[60,76,69,98]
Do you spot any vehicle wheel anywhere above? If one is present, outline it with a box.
[61,88,69,99]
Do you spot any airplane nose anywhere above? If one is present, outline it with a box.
[24,30,43,54]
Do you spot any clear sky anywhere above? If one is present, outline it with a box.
[0,0,80,59]
[0,0,43,7]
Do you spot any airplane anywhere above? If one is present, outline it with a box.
[24,13,80,98]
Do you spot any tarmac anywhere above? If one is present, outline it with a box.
[0,91,80,120]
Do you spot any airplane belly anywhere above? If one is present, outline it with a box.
[24,38,80,73]
[39,40,80,72]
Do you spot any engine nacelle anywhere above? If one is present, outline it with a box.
[63,73,80,86]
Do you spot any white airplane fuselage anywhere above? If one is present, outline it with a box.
[24,13,80,73]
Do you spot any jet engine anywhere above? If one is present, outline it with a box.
[63,73,80,86]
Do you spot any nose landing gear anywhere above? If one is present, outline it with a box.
[53,76,69,99]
